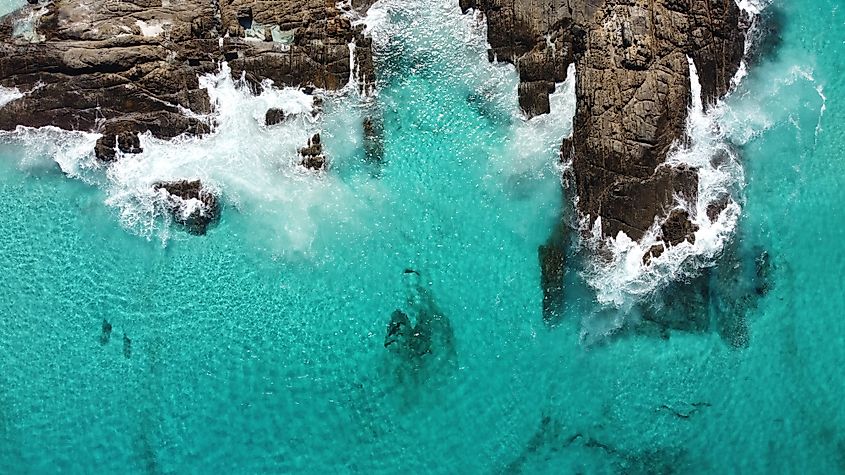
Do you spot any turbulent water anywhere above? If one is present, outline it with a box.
[1,0,844,472]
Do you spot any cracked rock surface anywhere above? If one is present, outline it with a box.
[462,0,745,243]
[0,0,374,155]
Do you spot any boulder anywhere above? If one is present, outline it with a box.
[152,180,221,235]
[264,108,286,126]
[298,133,326,171]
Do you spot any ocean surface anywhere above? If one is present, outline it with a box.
[1,0,843,473]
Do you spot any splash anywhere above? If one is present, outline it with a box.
[0,85,23,108]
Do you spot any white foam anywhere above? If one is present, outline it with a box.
[135,20,167,37]
[0,86,24,108]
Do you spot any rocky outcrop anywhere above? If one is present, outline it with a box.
[458,0,573,118]
[463,0,746,247]
[153,180,221,235]
[0,0,374,157]
[298,133,326,170]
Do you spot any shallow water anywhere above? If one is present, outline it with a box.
[1,0,844,473]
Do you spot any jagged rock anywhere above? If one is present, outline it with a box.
[99,319,112,345]
[465,0,746,245]
[298,133,325,170]
[0,0,375,156]
[94,123,143,162]
[459,0,573,119]
[265,108,286,126]
[706,194,731,222]
[661,209,698,246]
[642,243,665,266]
[152,180,221,235]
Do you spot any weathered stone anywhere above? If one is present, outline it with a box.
[298,133,326,171]
[0,0,375,156]
[152,180,221,235]
[661,209,698,246]
[642,243,665,266]
[265,108,286,126]
[466,0,746,245]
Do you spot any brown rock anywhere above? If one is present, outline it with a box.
[0,0,376,156]
[467,0,746,244]
[265,108,286,126]
[642,243,665,266]
[298,133,326,171]
[152,180,220,235]
[661,209,699,246]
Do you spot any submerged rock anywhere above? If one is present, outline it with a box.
[99,319,112,345]
[538,226,568,324]
[363,116,384,163]
[383,270,456,381]
[152,180,221,235]
[123,333,131,359]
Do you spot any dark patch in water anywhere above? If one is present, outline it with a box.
[123,333,132,359]
[501,412,694,474]
[99,319,112,345]
[657,401,711,420]
[382,270,456,386]
[538,223,569,326]
[631,231,774,347]
[745,6,786,66]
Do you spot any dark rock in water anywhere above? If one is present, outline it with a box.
[634,235,775,348]
[94,125,143,162]
[0,0,376,157]
[363,116,384,163]
[383,270,456,381]
[642,243,665,266]
[384,310,411,353]
[754,248,772,296]
[152,180,221,235]
[264,108,286,126]
[661,209,698,247]
[706,195,732,222]
[538,226,567,324]
[99,319,112,345]
[123,334,131,359]
[298,133,326,171]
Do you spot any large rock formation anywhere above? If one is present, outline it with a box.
[462,0,746,244]
[0,0,374,156]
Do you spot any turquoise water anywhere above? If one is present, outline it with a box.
[1,0,844,473]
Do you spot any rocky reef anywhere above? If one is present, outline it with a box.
[462,0,746,246]
[0,0,375,158]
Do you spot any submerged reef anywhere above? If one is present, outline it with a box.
[383,270,457,385]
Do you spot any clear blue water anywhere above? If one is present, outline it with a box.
[1,0,844,473]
